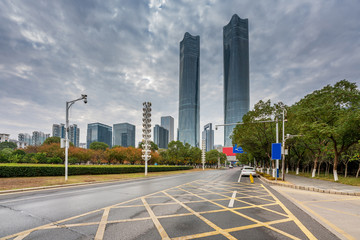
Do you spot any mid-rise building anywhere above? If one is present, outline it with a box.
[0,133,10,143]
[202,123,214,152]
[113,123,135,147]
[161,116,174,143]
[154,124,169,149]
[87,123,112,149]
[223,14,250,146]
[178,32,200,147]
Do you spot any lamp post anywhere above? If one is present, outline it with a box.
[281,108,287,181]
[142,102,152,176]
[65,94,87,181]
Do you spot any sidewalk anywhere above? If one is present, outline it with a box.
[260,173,360,196]
[268,175,360,240]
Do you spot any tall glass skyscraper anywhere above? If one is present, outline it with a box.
[154,124,169,149]
[178,32,200,148]
[161,116,174,143]
[87,122,112,148]
[113,123,135,147]
[202,123,214,152]
[223,14,250,147]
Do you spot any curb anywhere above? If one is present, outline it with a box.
[258,175,360,197]
[0,172,189,195]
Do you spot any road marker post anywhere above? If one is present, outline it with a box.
[250,174,254,184]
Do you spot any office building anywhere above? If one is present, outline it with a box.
[154,124,169,149]
[87,123,112,148]
[202,123,214,152]
[178,32,200,147]
[113,123,135,147]
[161,116,174,142]
[223,14,250,146]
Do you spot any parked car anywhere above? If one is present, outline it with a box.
[241,166,257,176]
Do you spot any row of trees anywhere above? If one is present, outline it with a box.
[0,138,227,167]
[232,80,360,181]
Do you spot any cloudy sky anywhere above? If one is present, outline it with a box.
[1,0,359,146]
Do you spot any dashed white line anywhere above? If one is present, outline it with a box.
[228,190,237,208]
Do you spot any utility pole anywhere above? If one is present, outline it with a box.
[64,94,87,181]
[281,109,286,181]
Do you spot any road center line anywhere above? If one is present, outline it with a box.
[228,191,237,208]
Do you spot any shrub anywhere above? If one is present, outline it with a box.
[0,164,193,177]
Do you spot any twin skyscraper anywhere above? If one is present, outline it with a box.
[178,14,250,148]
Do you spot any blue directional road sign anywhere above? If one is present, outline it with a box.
[271,143,282,160]
[233,144,244,153]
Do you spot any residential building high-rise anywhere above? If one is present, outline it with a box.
[52,124,65,138]
[202,123,214,152]
[18,133,32,146]
[154,124,169,149]
[161,116,174,143]
[53,123,79,147]
[223,14,250,147]
[87,123,112,149]
[178,32,200,148]
[32,131,48,146]
[69,124,80,147]
[113,123,135,147]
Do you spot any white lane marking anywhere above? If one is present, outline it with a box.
[237,172,242,182]
[228,191,237,208]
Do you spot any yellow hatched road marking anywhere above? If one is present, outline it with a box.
[94,207,110,240]
[163,191,237,240]
[179,186,302,240]
[141,197,171,240]
[262,185,317,240]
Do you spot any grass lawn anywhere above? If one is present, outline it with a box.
[0,168,210,191]
[287,171,360,187]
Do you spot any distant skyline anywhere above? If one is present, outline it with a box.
[1,1,359,146]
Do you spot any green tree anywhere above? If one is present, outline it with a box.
[89,142,109,151]
[43,136,61,145]
[232,100,285,168]
[138,141,158,151]
[0,142,17,150]
[292,80,360,181]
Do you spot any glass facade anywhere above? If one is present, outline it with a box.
[113,123,135,147]
[223,14,250,147]
[161,116,174,142]
[178,32,200,148]
[87,122,112,148]
[202,123,214,152]
[154,124,169,149]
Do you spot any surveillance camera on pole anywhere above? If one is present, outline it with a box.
[142,102,152,176]
[64,94,88,181]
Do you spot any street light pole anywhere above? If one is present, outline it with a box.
[281,109,286,181]
[65,94,87,181]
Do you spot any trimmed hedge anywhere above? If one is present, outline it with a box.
[0,164,193,177]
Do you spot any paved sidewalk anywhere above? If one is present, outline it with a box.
[260,174,360,196]
[285,174,360,195]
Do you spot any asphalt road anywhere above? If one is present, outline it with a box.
[0,169,339,239]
